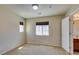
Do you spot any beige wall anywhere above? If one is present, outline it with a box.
[26,16,64,47]
[73,20,79,38]
[0,5,26,54]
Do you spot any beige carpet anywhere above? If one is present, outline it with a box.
[4,44,69,55]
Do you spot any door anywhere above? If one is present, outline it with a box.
[62,16,70,53]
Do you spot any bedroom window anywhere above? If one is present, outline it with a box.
[36,22,49,36]
[19,22,24,32]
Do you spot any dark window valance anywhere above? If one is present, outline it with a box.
[20,22,23,25]
[36,21,49,25]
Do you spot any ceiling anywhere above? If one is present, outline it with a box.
[4,4,77,18]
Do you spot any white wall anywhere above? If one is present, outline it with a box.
[26,16,64,47]
[0,5,26,54]
[62,17,70,53]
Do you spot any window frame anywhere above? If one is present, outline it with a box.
[36,25,49,36]
[19,22,24,32]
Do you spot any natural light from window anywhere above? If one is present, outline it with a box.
[19,22,24,32]
[19,25,24,32]
[36,25,49,36]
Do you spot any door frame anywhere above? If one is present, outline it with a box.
[68,8,79,55]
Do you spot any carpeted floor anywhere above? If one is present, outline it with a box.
[4,44,69,55]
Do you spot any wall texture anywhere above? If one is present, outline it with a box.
[0,5,26,54]
[26,16,64,47]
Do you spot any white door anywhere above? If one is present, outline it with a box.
[62,16,70,53]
